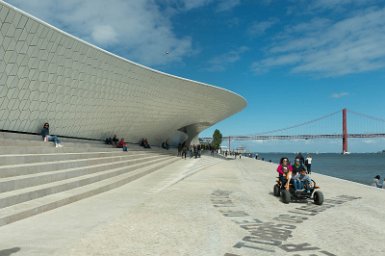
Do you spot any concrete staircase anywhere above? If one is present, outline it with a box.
[0,132,179,226]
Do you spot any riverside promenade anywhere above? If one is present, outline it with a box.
[0,155,384,256]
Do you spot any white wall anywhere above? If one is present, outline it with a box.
[0,2,246,145]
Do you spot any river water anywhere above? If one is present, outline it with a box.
[255,153,385,186]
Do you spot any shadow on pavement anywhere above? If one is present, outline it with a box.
[0,247,21,256]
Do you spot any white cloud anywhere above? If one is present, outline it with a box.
[179,0,213,10]
[309,0,379,11]
[91,25,118,46]
[216,0,241,12]
[331,92,349,98]
[248,18,279,36]
[252,54,301,74]
[252,6,385,77]
[156,0,239,12]
[206,46,249,72]
[5,0,193,66]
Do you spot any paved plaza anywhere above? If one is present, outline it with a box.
[0,155,384,256]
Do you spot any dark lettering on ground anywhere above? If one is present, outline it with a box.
[210,191,360,256]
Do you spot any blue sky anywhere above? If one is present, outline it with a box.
[5,0,385,152]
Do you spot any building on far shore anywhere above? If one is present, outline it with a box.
[235,146,246,154]
[0,2,246,146]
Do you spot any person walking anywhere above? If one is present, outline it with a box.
[181,145,187,159]
[305,154,312,174]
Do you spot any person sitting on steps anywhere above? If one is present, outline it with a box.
[112,135,119,146]
[117,138,126,148]
[117,138,128,151]
[41,122,63,148]
[105,137,112,145]
[140,138,151,148]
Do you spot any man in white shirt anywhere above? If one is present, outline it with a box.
[305,154,312,174]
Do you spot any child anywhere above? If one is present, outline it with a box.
[292,168,312,192]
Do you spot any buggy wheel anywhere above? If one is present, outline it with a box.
[281,189,291,204]
[313,191,324,205]
[273,184,281,197]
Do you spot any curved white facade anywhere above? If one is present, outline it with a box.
[0,2,246,145]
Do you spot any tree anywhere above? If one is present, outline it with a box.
[212,129,223,149]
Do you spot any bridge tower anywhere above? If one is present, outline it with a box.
[342,108,348,154]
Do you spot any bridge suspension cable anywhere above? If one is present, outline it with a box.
[349,110,385,123]
[252,110,341,136]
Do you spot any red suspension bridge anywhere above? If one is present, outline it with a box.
[209,109,385,154]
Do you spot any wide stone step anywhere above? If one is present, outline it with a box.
[0,136,109,148]
[0,132,150,150]
[0,145,124,155]
[0,150,149,166]
[0,157,179,227]
[0,139,110,148]
[0,154,164,193]
[0,155,172,209]
[0,142,170,155]
[0,152,155,178]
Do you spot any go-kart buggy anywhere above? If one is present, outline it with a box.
[273,176,324,205]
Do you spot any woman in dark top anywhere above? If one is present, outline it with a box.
[41,122,62,147]
[292,158,307,176]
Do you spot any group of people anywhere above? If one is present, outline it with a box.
[178,143,201,159]
[140,138,151,148]
[276,153,313,192]
[372,175,385,189]
[222,150,242,159]
[105,135,128,151]
[42,124,155,152]
[42,125,130,152]
[105,135,119,146]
